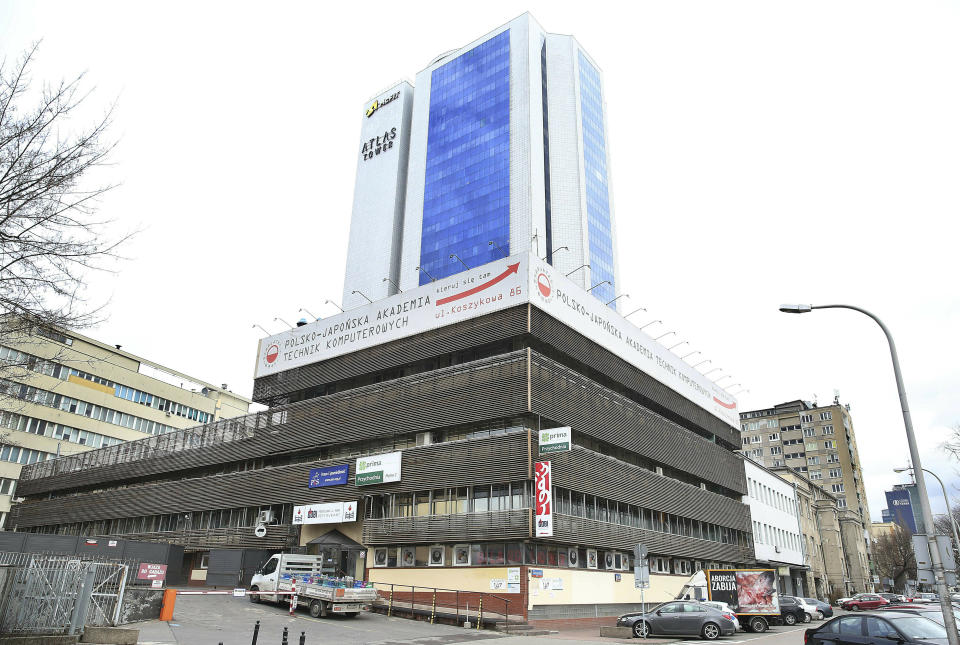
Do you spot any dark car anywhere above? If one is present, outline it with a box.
[780,596,808,625]
[880,593,908,604]
[804,612,947,645]
[805,598,834,619]
[616,601,738,640]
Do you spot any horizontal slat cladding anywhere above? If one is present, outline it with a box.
[253,306,530,404]
[110,525,296,551]
[362,510,530,544]
[549,448,751,532]
[530,352,747,495]
[14,433,530,528]
[529,309,740,448]
[550,514,755,563]
[18,352,531,497]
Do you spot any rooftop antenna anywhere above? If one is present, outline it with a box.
[833,389,841,405]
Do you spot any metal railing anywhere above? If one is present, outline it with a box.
[0,550,146,587]
[0,553,127,635]
[369,582,513,631]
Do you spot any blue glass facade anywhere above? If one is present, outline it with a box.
[419,30,511,285]
[578,52,616,307]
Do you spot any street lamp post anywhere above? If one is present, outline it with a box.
[780,303,959,645]
[895,466,960,565]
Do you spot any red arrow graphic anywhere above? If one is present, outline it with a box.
[713,397,736,410]
[436,263,520,306]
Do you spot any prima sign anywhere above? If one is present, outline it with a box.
[355,451,402,486]
[539,426,571,455]
[535,461,553,537]
[365,91,400,118]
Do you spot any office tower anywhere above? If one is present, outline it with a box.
[343,14,620,310]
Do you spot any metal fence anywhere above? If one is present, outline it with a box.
[0,554,127,635]
[0,550,147,587]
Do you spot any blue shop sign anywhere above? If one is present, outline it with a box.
[309,464,349,488]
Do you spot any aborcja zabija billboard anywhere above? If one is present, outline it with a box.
[706,569,779,614]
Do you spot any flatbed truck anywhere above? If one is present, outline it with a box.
[249,553,379,618]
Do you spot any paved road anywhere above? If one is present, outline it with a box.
[133,593,815,645]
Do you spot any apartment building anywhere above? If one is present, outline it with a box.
[0,319,251,529]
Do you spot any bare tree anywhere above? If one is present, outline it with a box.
[1,42,129,349]
[872,521,917,592]
[942,424,960,463]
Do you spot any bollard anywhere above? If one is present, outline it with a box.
[289,580,297,616]
[282,626,289,645]
[159,589,177,622]
[251,619,260,645]
[299,631,306,645]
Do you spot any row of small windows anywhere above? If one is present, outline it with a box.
[0,345,211,424]
[0,411,124,449]
[0,378,178,437]
[752,519,802,552]
[0,443,55,465]
[746,477,797,516]
[741,410,833,430]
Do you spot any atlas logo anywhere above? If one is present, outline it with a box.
[265,343,280,364]
[365,91,400,118]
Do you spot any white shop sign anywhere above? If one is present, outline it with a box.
[292,501,358,525]
[355,451,402,486]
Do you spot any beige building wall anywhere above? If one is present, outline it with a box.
[0,324,251,529]
[740,400,874,593]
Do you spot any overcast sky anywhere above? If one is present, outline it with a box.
[2,1,958,523]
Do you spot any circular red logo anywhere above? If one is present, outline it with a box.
[537,272,551,298]
[265,344,280,364]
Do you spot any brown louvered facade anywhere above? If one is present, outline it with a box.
[12,305,754,571]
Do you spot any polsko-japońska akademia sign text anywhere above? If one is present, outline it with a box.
[255,253,738,427]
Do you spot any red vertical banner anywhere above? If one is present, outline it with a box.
[535,460,553,537]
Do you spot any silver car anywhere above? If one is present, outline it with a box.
[617,600,739,640]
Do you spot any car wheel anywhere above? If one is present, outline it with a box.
[310,600,323,618]
[701,622,721,640]
[816,611,824,620]
[249,586,260,603]
[633,620,651,638]
[749,617,768,633]
[850,604,860,612]
[804,613,812,623]
[784,613,797,626]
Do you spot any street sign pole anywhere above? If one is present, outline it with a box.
[634,544,649,639]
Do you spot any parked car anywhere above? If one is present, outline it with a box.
[804,598,833,620]
[780,596,809,626]
[616,601,738,640]
[880,593,908,604]
[783,596,818,622]
[804,612,948,645]
[916,593,941,603]
[700,601,741,630]
[842,594,890,611]
[878,603,960,628]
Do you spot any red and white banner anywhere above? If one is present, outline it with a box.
[535,461,553,537]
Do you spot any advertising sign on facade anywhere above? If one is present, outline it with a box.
[535,461,553,537]
[137,563,167,581]
[885,489,917,533]
[254,252,738,427]
[355,451,402,486]
[309,464,349,488]
[539,426,571,455]
[705,569,778,614]
[292,501,358,525]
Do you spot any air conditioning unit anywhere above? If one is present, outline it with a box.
[568,547,580,567]
[373,547,389,567]
[400,546,416,567]
[258,510,275,524]
[428,545,445,567]
[604,551,615,570]
[453,544,471,566]
[587,549,598,570]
